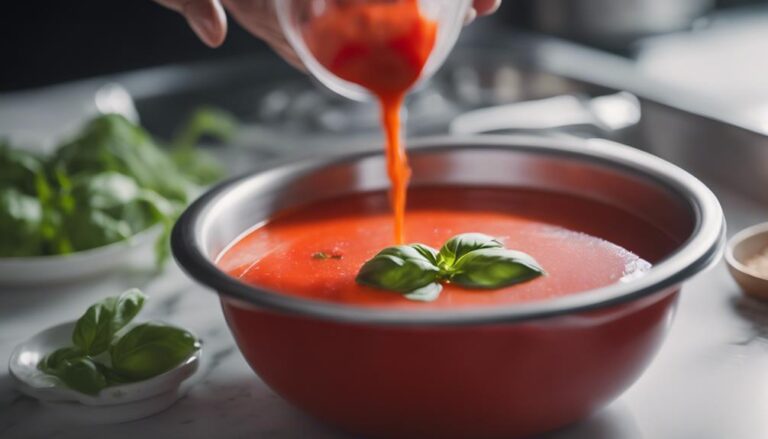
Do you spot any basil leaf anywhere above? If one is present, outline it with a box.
[72,289,147,355]
[64,172,170,250]
[439,233,504,267]
[153,218,173,269]
[61,172,179,264]
[170,149,226,186]
[356,245,440,293]
[0,142,46,195]
[112,289,147,334]
[172,106,237,151]
[52,114,190,203]
[0,189,44,257]
[170,106,235,185]
[403,282,443,302]
[38,347,84,373]
[0,142,68,257]
[37,347,107,394]
[449,248,545,289]
[410,243,440,266]
[72,296,117,355]
[50,357,108,396]
[96,362,132,386]
[111,322,200,381]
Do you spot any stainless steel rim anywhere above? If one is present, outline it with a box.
[171,136,725,326]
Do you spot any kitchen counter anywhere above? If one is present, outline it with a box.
[0,179,765,439]
[2,28,768,438]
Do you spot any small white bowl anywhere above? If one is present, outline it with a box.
[726,222,768,300]
[0,225,161,287]
[9,321,200,424]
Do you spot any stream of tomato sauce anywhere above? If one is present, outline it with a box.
[218,188,678,309]
[303,0,437,244]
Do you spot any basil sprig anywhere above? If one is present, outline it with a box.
[38,289,200,395]
[356,233,544,302]
[72,288,146,356]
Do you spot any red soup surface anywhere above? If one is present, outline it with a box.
[218,187,678,309]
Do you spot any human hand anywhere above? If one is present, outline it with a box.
[467,0,502,23]
[154,0,502,66]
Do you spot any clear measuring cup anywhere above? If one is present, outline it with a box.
[274,0,472,101]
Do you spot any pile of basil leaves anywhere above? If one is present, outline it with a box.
[0,109,235,263]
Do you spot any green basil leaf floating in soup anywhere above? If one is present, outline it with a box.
[356,234,544,301]
[51,114,190,203]
[449,248,545,289]
[50,356,108,396]
[410,243,441,266]
[356,245,441,294]
[73,289,147,356]
[403,282,443,302]
[0,189,44,257]
[312,251,343,260]
[438,233,504,268]
[110,322,200,381]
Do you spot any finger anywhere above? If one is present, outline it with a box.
[473,0,502,16]
[183,0,228,47]
[153,0,185,12]
[464,7,478,25]
[154,0,227,47]
[221,0,306,70]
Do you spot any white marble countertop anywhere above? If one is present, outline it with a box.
[1,69,766,438]
[0,181,765,439]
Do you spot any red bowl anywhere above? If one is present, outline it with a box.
[172,137,724,438]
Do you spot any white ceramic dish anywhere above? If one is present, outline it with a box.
[726,222,768,300]
[9,321,200,424]
[0,225,161,286]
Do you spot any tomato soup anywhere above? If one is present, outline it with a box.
[218,187,677,309]
[303,0,437,244]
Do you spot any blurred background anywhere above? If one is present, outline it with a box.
[1,0,764,90]
[3,0,768,185]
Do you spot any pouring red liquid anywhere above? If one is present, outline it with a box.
[303,0,437,244]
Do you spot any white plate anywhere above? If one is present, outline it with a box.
[9,321,201,423]
[0,225,162,286]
